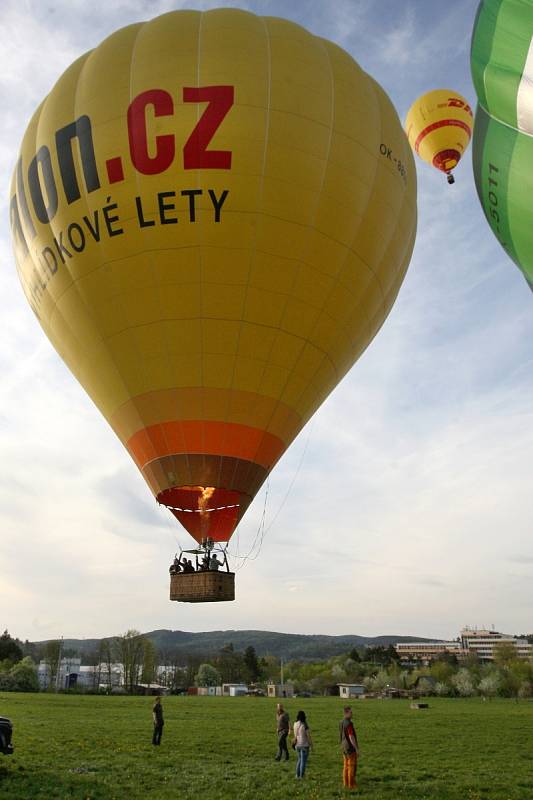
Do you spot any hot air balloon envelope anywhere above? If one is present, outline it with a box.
[471,0,533,288]
[406,89,473,181]
[10,9,417,548]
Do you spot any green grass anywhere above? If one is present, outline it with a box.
[0,694,532,799]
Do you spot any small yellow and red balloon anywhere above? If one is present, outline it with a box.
[405,89,473,183]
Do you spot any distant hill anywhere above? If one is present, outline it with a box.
[33,629,437,662]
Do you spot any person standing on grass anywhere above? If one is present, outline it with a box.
[293,709,313,779]
[275,703,290,761]
[339,705,359,790]
[152,696,164,746]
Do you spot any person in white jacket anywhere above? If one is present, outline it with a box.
[292,710,313,779]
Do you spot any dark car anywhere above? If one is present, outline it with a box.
[0,716,13,755]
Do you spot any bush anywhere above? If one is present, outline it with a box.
[518,681,532,699]
[0,672,14,691]
[10,657,39,692]
[417,677,435,696]
[195,663,221,688]
[452,668,476,697]
[478,673,500,699]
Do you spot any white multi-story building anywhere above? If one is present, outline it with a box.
[39,659,124,690]
[460,628,532,662]
[395,628,532,665]
[76,663,124,689]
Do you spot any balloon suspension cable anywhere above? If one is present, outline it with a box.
[262,418,314,536]
[159,502,181,550]
[227,418,315,570]
[229,478,270,572]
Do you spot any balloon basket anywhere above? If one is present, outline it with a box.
[169,571,235,603]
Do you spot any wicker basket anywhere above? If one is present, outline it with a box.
[169,571,235,603]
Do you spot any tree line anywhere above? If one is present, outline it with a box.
[0,629,265,693]
[284,643,533,699]
[1,629,532,699]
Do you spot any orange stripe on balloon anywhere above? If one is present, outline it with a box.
[414,118,472,153]
[127,420,285,470]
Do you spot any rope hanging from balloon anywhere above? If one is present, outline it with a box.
[227,418,315,569]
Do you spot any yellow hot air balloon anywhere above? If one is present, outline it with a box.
[9,9,416,600]
[405,89,473,183]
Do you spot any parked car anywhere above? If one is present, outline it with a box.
[0,716,13,755]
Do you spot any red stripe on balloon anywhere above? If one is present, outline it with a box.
[414,119,472,153]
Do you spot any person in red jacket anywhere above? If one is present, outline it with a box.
[339,706,359,789]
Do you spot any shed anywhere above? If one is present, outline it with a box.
[197,686,219,696]
[135,683,170,695]
[338,684,366,699]
[267,683,295,698]
[222,683,249,697]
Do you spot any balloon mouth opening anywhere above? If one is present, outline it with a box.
[432,149,460,172]
[158,486,243,542]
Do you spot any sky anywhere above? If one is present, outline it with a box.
[1,0,532,644]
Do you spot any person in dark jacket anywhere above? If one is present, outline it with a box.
[275,703,290,761]
[152,696,164,745]
[339,706,359,789]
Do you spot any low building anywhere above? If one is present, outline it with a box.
[38,658,81,690]
[338,684,366,699]
[92,663,124,689]
[394,641,465,666]
[222,683,248,697]
[267,683,294,698]
[134,683,170,695]
[77,666,99,690]
[156,664,186,689]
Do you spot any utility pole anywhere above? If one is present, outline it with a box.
[280,657,284,692]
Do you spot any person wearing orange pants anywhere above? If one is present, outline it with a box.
[343,750,358,789]
[339,706,359,789]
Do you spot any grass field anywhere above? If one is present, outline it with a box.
[0,694,531,799]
